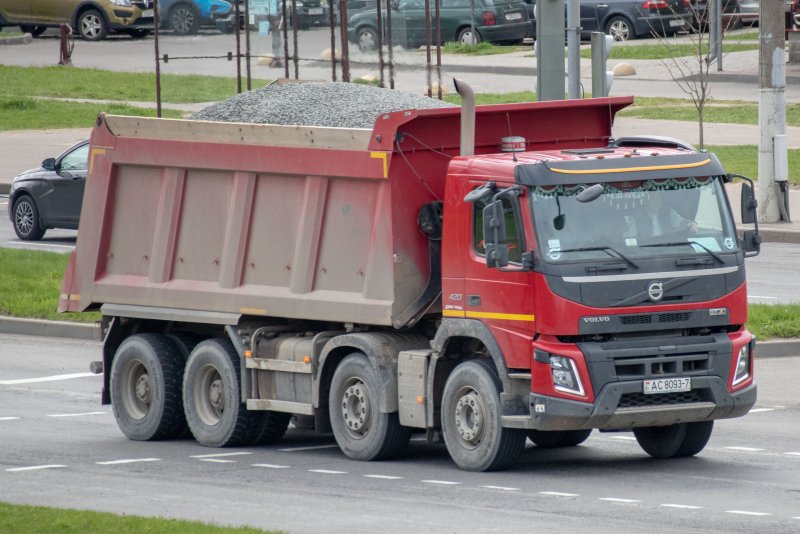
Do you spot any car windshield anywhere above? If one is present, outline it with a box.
[530,176,739,263]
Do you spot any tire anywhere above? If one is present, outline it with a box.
[12,195,45,241]
[77,9,107,41]
[457,26,481,45]
[20,25,47,37]
[633,421,714,459]
[329,353,410,461]
[183,338,256,447]
[110,334,188,441]
[441,360,526,471]
[356,26,378,52]
[253,411,292,445]
[605,15,634,42]
[169,3,200,35]
[528,429,592,448]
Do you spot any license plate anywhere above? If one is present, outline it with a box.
[669,18,684,27]
[505,12,522,20]
[141,8,153,17]
[643,377,691,394]
[308,7,323,14]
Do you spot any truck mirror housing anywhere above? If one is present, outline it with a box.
[742,229,761,255]
[483,200,508,268]
[740,181,757,224]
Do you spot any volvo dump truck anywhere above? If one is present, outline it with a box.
[60,81,761,471]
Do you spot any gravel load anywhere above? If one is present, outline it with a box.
[190,81,456,129]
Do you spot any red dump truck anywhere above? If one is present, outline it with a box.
[60,82,761,471]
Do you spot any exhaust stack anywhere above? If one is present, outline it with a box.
[453,78,475,157]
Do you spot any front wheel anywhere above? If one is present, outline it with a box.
[169,3,200,35]
[633,421,714,458]
[441,360,526,471]
[12,195,45,241]
[605,15,634,42]
[528,429,592,448]
[329,353,410,461]
[77,9,107,41]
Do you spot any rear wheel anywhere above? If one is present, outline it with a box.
[77,9,107,41]
[169,3,200,35]
[441,360,525,471]
[183,338,255,447]
[356,26,378,52]
[12,195,45,241]
[633,421,714,458]
[528,429,592,448]
[329,353,410,460]
[110,334,188,441]
[605,15,634,42]
[457,26,481,45]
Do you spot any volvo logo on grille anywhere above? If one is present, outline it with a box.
[583,316,610,323]
[648,281,664,302]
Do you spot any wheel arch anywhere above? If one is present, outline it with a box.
[73,2,109,29]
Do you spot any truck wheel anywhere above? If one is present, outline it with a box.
[12,195,45,241]
[183,338,255,447]
[528,429,592,448]
[77,9,108,41]
[633,421,713,458]
[253,411,292,445]
[329,353,410,461]
[441,360,526,471]
[110,334,188,441]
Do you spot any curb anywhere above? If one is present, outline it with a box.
[0,33,32,46]
[0,316,101,341]
[0,317,796,357]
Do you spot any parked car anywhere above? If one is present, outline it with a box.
[160,0,233,35]
[8,140,88,241]
[526,0,692,42]
[690,0,742,30]
[0,0,153,40]
[348,0,530,51]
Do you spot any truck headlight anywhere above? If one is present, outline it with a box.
[732,344,751,386]
[550,355,585,396]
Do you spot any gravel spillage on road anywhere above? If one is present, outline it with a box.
[189,81,456,128]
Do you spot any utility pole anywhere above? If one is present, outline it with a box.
[758,0,789,222]
[566,0,580,99]
[536,0,566,100]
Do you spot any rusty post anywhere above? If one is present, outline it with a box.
[339,0,351,82]
[153,4,162,118]
[329,0,337,81]
[376,0,385,87]
[282,0,290,78]
[386,0,394,88]
[424,0,432,97]
[58,24,74,66]
[245,0,252,90]
[234,0,242,92]
[435,0,441,99]
[291,0,299,79]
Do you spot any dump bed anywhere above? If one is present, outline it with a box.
[59,96,631,328]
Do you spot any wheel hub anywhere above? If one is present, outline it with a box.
[208,378,224,413]
[134,374,152,405]
[454,390,484,445]
[341,380,370,435]
[15,203,33,234]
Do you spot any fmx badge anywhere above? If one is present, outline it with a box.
[648,281,664,302]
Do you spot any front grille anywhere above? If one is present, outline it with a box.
[618,390,706,409]
[659,312,691,323]
[620,312,691,326]
[614,353,709,379]
[622,315,652,325]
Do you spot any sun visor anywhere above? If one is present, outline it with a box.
[515,152,725,186]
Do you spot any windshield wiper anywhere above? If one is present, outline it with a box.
[557,246,639,269]
[640,240,724,264]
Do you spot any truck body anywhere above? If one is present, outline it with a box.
[60,91,760,471]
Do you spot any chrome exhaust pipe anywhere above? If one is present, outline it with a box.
[453,78,475,157]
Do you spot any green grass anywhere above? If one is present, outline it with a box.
[747,304,800,340]
[0,65,269,104]
[444,90,537,105]
[0,248,99,323]
[0,97,184,131]
[0,502,282,534]
[580,42,758,60]
[707,145,800,185]
[442,42,529,55]
[620,97,800,127]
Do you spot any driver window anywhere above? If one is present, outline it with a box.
[473,196,523,263]
[60,144,89,172]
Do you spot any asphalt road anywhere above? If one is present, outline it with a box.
[0,332,798,533]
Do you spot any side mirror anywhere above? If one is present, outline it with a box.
[740,181,757,225]
[42,158,57,171]
[742,229,761,255]
[483,200,508,268]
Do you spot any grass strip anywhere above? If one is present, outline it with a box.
[0,97,184,131]
[747,304,800,341]
[0,65,269,104]
[442,42,529,55]
[0,502,282,534]
[582,41,759,60]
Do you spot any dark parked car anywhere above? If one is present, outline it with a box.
[8,140,88,241]
[348,0,530,51]
[527,0,692,41]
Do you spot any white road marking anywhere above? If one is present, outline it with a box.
[599,498,640,504]
[278,444,339,452]
[610,435,637,441]
[364,475,403,480]
[726,510,770,516]
[785,452,800,456]
[660,504,703,510]
[0,372,97,385]
[748,408,775,413]
[539,491,580,497]
[96,458,160,465]
[482,485,519,491]
[190,452,252,458]
[253,464,291,469]
[0,416,21,421]
[723,446,764,452]
[6,465,66,472]
[748,295,777,300]
[47,411,106,418]
[422,480,461,486]
[309,469,346,474]
[199,458,237,463]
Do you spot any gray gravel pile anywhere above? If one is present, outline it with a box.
[190,81,456,129]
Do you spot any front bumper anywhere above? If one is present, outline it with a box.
[527,378,756,431]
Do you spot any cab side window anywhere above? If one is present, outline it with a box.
[473,196,523,263]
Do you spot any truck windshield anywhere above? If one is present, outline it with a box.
[529,176,739,263]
